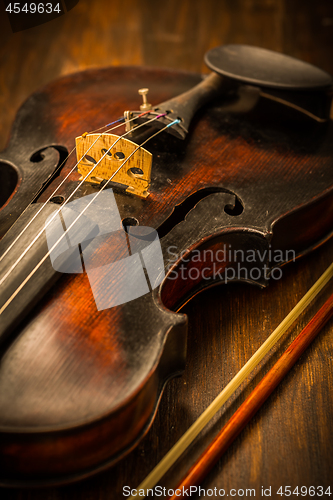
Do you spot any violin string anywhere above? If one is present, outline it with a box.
[89,119,125,134]
[0,118,179,315]
[0,113,150,265]
[0,112,166,289]
[0,118,123,265]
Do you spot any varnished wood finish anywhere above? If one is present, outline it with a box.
[0,0,332,498]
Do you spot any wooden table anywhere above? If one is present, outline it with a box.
[0,1,332,498]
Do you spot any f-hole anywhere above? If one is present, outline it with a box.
[157,187,243,238]
[0,162,18,208]
[31,146,69,203]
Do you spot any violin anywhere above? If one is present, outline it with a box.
[0,44,332,492]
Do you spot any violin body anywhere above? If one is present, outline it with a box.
[0,65,332,486]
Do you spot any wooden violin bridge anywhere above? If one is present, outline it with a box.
[75,133,152,198]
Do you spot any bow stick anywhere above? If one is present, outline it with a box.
[167,287,333,499]
[129,262,333,499]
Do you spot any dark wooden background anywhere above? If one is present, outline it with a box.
[0,0,332,499]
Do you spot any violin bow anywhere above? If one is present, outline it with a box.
[128,262,333,500]
[167,286,333,498]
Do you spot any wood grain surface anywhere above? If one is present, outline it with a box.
[0,0,332,499]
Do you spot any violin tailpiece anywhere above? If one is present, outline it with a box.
[75,133,152,198]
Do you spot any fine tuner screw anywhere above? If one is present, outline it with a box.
[138,88,152,111]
